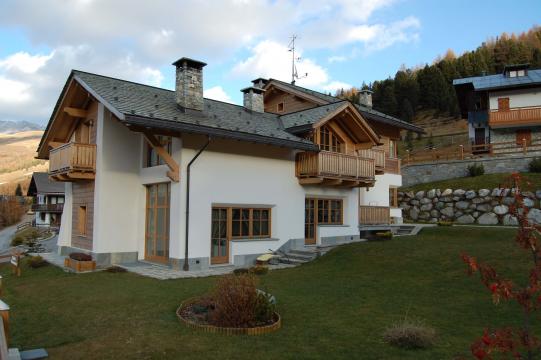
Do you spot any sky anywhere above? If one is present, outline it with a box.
[0,0,539,126]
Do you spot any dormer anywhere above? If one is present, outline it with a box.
[503,64,529,78]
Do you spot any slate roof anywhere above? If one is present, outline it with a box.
[27,172,65,196]
[72,71,318,151]
[280,101,348,129]
[453,69,541,91]
[267,79,424,133]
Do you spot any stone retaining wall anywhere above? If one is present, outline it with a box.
[401,154,540,187]
[399,188,541,225]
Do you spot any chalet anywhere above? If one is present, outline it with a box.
[36,57,423,269]
[454,64,541,153]
[27,172,65,228]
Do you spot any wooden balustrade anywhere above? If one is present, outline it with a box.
[296,151,375,186]
[359,205,390,225]
[489,107,541,127]
[49,142,96,181]
[31,203,64,212]
[384,157,401,174]
[358,148,386,170]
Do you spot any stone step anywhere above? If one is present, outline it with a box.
[277,257,308,265]
[283,252,315,261]
[288,249,318,258]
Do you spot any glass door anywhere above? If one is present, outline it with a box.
[145,183,170,263]
[305,198,316,245]
[211,207,229,264]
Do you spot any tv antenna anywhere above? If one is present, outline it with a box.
[288,35,308,85]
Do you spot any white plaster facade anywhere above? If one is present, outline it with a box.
[488,87,541,110]
[57,104,402,268]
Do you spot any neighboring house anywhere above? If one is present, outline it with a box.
[27,172,65,227]
[36,57,423,269]
[454,64,541,152]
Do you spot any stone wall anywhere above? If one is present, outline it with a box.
[399,188,541,225]
[402,154,540,187]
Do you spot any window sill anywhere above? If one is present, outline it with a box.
[230,237,279,242]
[317,224,348,228]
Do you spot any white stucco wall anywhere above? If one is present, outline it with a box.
[489,87,541,110]
[359,173,402,219]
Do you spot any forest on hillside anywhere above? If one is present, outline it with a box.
[336,26,541,122]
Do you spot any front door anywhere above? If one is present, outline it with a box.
[474,128,485,145]
[211,207,229,264]
[304,198,316,245]
[145,183,170,263]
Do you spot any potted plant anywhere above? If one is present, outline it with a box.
[64,252,96,272]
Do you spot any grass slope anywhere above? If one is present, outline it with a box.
[401,172,541,193]
[2,227,534,359]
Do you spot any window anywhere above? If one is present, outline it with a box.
[516,129,532,146]
[498,98,510,111]
[58,197,64,204]
[389,188,398,208]
[389,140,397,158]
[517,70,526,77]
[40,212,46,222]
[145,183,170,261]
[318,126,343,153]
[316,199,343,225]
[509,70,517,78]
[78,205,87,236]
[145,136,172,167]
[231,208,271,238]
[277,102,285,112]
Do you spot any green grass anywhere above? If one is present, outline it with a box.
[1,227,535,359]
[400,172,541,193]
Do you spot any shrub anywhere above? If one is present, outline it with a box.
[529,158,541,173]
[233,268,249,275]
[209,274,274,327]
[375,231,393,240]
[249,266,269,275]
[254,291,276,323]
[69,252,92,261]
[105,266,127,273]
[437,220,453,226]
[10,235,24,247]
[467,163,485,177]
[28,255,48,269]
[383,318,436,349]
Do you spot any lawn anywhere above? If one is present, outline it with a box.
[400,172,541,193]
[1,227,534,359]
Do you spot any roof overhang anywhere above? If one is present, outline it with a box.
[263,80,329,105]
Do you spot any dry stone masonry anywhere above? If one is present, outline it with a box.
[399,188,541,225]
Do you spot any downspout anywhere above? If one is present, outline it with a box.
[183,136,211,271]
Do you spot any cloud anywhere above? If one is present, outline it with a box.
[204,86,233,103]
[322,81,352,92]
[0,51,53,74]
[328,56,347,63]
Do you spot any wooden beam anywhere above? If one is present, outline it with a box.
[322,179,343,186]
[298,177,323,185]
[68,172,96,180]
[64,107,88,118]
[142,131,180,182]
[341,180,361,188]
[48,141,65,149]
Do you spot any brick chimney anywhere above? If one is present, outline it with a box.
[241,86,265,113]
[359,89,373,108]
[172,57,207,111]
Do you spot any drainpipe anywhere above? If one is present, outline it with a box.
[183,136,211,271]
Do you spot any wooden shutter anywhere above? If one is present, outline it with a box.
[498,98,510,111]
[516,129,532,145]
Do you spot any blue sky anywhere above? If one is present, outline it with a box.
[0,0,539,125]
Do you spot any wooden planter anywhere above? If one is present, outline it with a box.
[176,299,281,336]
[64,257,96,272]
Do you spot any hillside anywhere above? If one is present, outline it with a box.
[0,131,47,195]
[0,120,43,134]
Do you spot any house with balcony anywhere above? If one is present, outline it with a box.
[27,172,65,228]
[36,57,423,269]
[454,64,541,153]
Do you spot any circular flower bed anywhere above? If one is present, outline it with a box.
[176,273,281,335]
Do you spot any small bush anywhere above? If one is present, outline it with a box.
[437,220,453,227]
[383,318,436,349]
[375,231,393,240]
[69,252,92,261]
[254,291,276,323]
[105,266,127,273]
[10,235,24,246]
[249,266,269,275]
[529,158,541,173]
[467,163,485,177]
[28,255,48,269]
[233,268,249,275]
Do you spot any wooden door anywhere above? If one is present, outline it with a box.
[145,183,170,263]
[474,128,486,145]
[304,198,316,245]
[211,208,229,264]
[516,129,532,145]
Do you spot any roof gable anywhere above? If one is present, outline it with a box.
[27,172,65,196]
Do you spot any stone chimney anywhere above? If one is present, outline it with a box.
[241,86,265,113]
[251,77,268,89]
[172,57,207,111]
[359,89,373,108]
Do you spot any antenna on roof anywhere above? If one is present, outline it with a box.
[288,34,308,85]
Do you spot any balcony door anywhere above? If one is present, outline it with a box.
[305,198,317,245]
[145,183,170,264]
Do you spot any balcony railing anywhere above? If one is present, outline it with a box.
[384,157,401,174]
[49,142,96,181]
[359,205,390,225]
[296,151,375,184]
[358,149,385,171]
[31,203,64,213]
[489,107,541,127]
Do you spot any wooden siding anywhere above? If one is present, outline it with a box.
[359,205,390,225]
[296,151,375,180]
[71,180,94,250]
[489,106,541,127]
[264,90,318,114]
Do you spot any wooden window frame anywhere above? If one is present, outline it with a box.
[315,198,343,225]
[228,207,272,239]
[498,97,510,111]
[389,188,398,208]
[145,183,171,262]
[318,126,344,153]
[144,135,172,168]
[516,129,532,146]
[78,205,87,236]
[277,102,285,113]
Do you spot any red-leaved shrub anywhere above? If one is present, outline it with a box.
[69,252,92,261]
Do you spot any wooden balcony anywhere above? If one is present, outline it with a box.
[49,142,96,181]
[489,107,541,128]
[384,157,401,174]
[358,149,385,173]
[295,151,375,187]
[359,205,390,225]
[31,203,64,213]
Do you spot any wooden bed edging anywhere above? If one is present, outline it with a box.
[176,300,281,336]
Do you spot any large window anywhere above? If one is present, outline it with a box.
[145,183,170,262]
[231,208,271,238]
[316,199,343,225]
[145,136,172,167]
